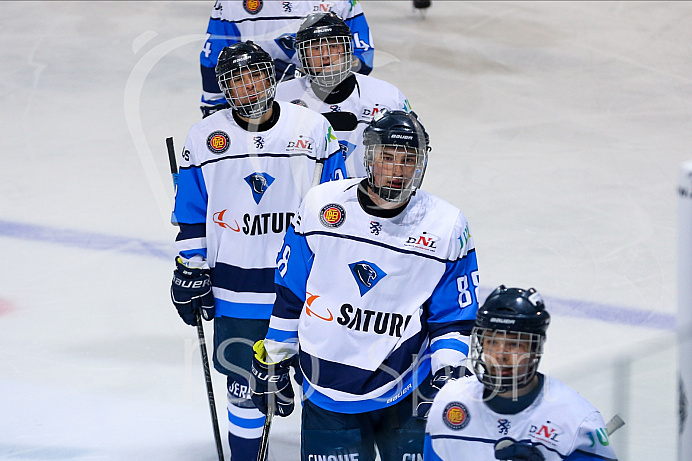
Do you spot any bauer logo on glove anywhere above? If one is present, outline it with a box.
[170,256,215,325]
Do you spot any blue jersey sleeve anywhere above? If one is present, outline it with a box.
[200,11,241,107]
[320,125,347,181]
[423,434,444,461]
[273,222,314,317]
[427,250,479,334]
[425,218,479,371]
[172,164,209,260]
[345,13,374,75]
[265,220,314,360]
[321,150,348,182]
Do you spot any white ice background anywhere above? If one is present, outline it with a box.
[1,2,691,460]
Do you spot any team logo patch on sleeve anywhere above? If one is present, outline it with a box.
[319,204,345,228]
[243,0,263,14]
[443,402,470,430]
[207,131,230,154]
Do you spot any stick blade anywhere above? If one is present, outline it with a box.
[606,414,625,435]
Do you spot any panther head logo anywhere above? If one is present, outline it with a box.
[354,263,378,288]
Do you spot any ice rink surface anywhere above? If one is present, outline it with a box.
[1,1,691,459]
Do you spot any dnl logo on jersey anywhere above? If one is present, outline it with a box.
[349,261,386,296]
[244,172,275,204]
[529,421,564,446]
[405,232,439,252]
[286,135,314,154]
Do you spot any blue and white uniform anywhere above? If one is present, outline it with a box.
[264,177,480,413]
[424,375,619,461]
[276,74,411,178]
[201,0,374,110]
[172,101,345,457]
[173,101,345,319]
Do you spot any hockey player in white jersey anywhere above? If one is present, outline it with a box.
[424,286,619,461]
[200,0,374,118]
[275,11,411,178]
[170,40,346,460]
[249,110,480,461]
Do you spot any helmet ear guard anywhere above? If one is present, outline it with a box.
[215,40,277,118]
[469,286,550,395]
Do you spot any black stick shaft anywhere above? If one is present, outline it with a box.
[196,312,225,461]
[166,137,224,461]
[257,406,273,461]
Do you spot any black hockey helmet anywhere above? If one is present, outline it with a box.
[363,110,430,150]
[296,12,352,44]
[470,286,550,394]
[362,110,429,203]
[295,12,353,87]
[215,40,274,76]
[475,286,550,335]
[215,41,276,118]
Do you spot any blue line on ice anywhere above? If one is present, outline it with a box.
[0,218,675,330]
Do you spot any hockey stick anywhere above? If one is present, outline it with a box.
[257,406,274,461]
[166,137,225,461]
[312,160,324,187]
[606,414,625,436]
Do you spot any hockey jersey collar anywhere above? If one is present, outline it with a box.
[483,373,545,415]
[232,101,281,132]
[357,179,408,218]
[310,74,358,104]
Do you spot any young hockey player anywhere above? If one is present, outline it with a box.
[200,0,374,118]
[424,286,619,461]
[251,110,480,461]
[170,40,345,460]
[276,11,411,178]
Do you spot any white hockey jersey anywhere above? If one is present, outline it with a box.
[201,0,374,107]
[172,101,346,319]
[275,74,411,178]
[264,178,480,413]
[424,376,618,461]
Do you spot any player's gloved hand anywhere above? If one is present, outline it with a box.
[494,439,545,461]
[170,256,215,326]
[250,340,295,417]
[415,365,465,419]
[200,102,231,118]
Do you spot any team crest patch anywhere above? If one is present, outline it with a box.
[290,99,308,108]
[319,204,345,228]
[243,0,263,14]
[443,402,470,430]
[244,172,275,204]
[348,261,386,296]
[207,131,230,154]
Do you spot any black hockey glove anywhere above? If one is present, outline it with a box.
[494,439,545,461]
[415,365,465,419]
[250,340,295,417]
[200,102,231,118]
[170,256,215,326]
